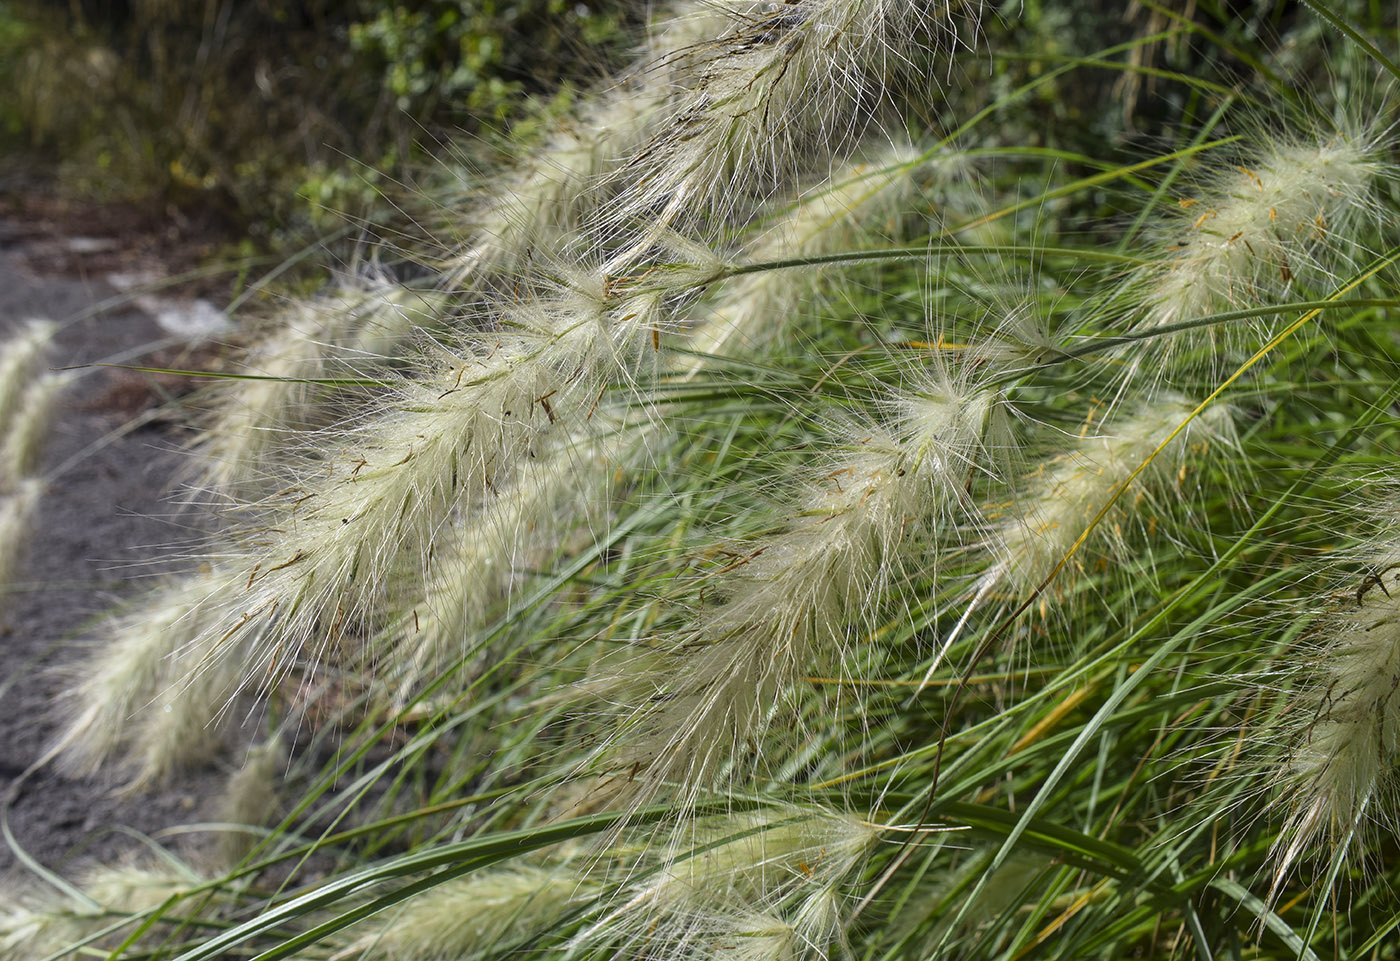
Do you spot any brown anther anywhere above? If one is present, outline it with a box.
[585,387,605,422]
[438,367,466,399]
[266,551,308,574]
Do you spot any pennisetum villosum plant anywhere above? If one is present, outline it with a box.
[16,2,1400,959]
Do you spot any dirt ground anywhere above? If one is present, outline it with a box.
[0,204,237,883]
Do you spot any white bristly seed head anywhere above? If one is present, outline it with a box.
[1269,533,1400,891]
[0,479,40,619]
[217,735,285,867]
[0,864,210,961]
[342,867,595,961]
[441,88,664,287]
[579,808,875,959]
[193,283,444,495]
[1130,131,1380,370]
[0,372,69,488]
[437,0,736,286]
[602,1,966,261]
[0,320,56,439]
[367,428,628,703]
[128,613,255,788]
[589,357,998,800]
[982,394,1233,599]
[683,141,924,371]
[53,568,240,780]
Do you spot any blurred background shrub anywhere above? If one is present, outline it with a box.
[0,0,638,242]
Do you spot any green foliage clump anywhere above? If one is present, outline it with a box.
[0,0,638,239]
[349,0,630,117]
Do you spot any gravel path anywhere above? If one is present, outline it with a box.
[0,219,229,881]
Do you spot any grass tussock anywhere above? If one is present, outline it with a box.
[18,2,1400,960]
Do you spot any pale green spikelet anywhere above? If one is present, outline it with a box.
[217,735,285,867]
[0,372,69,488]
[0,320,56,437]
[342,867,595,961]
[0,479,41,618]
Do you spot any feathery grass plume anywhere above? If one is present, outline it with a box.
[682,140,923,371]
[435,1,744,286]
[789,885,846,959]
[217,736,285,867]
[200,251,725,691]
[1268,530,1400,889]
[0,478,41,616]
[53,568,236,778]
[367,427,628,702]
[0,372,69,487]
[602,0,967,258]
[589,356,999,799]
[369,149,934,704]
[0,340,66,618]
[340,866,595,961]
[972,394,1232,610]
[0,864,211,961]
[193,283,445,495]
[1127,130,1380,370]
[437,0,933,284]
[666,912,799,961]
[582,808,875,959]
[81,864,205,916]
[586,908,802,961]
[0,319,56,436]
[128,617,254,787]
[440,90,661,287]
